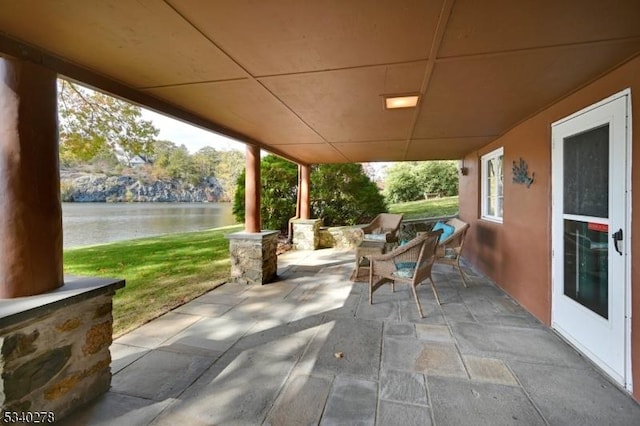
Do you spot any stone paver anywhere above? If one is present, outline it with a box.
[377,400,432,426]
[63,248,640,425]
[58,393,173,426]
[463,355,518,386]
[116,312,201,349]
[265,374,332,425]
[110,349,215,401]
[510,361,640,426]
[320,376,377,426]
[379,368,428,405]
[428,376,547,426]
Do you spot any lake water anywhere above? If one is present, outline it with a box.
[62,202,237,249]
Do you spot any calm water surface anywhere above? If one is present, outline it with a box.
[62,202,236,249]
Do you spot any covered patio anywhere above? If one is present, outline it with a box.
[2,0,640,421]
[63,249,640,425]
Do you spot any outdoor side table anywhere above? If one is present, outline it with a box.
[353,240,386,281]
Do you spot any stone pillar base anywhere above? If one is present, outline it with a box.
[0,276,125,421]
[292,219,322,250]
[227,231,279,285]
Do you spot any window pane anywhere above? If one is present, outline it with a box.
[482,148,504,220]
[563,125,609,218]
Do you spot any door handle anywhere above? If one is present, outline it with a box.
[611,228,623,256]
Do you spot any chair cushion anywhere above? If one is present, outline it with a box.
[433,221,455,242]
[364,233,387,242]
[444,248,458,259]
[393,261,416,278]
[392,268,415,278]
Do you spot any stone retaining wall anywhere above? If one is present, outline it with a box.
[318,225,364,249]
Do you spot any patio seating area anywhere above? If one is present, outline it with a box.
[63,248,640,425]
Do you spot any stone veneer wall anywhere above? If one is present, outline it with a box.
[227,231,279,285]
[0,285,120,420]
[318,225,365,249]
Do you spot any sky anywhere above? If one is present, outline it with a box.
[140,108,245,154]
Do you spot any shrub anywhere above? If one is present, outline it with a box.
[233,156,387,231]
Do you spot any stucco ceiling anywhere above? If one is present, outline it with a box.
[1,0,640,164]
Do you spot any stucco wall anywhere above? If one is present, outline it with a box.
[459,54,640,401]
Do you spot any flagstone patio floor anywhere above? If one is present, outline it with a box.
[62,248,640,425]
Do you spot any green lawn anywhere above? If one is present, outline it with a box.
[64,224,242,337]
[389,196,459,219]
[63,196,458,337]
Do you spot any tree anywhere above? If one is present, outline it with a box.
[384,161,459,203]
[311,163,387,226]
[415,161,458,197]
[383,162,422,203]
[233,156,387,231]
[233,155,298,231]
[151,140,198,183]
[218,150,245,199]
[58,80,159,165]
[192,147,220,178]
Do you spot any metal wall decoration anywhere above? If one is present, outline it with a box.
[512,157,534,188]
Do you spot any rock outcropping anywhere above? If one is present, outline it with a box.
[60,171,225,202]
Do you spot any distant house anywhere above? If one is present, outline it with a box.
[128,155,151,167]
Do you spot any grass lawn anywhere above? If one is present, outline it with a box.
[389,196,459,220]
[63,224,242,337]
[63,196,457,337]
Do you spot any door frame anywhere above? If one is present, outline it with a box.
[550,88,633,392]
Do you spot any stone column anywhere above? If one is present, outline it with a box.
[292,218,322,250]
[226,231,278,285]
[0,57,63,298]
[300,164,311,219]
[245,144,261,233]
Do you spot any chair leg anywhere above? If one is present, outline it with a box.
[369,266,374,304]
[429,277,441,305]
[456,260,468,287]
[411,283,424,318]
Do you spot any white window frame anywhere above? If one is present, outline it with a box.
[481,147,504,223]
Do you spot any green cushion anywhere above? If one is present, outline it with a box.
[364,233,387,242]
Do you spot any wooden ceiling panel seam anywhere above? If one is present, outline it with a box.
[404,0,455,161]
[165,0,346,162]
[0,32,311,166]
[163,0,254,80]
[435,36,640,63]
[489,50,640,144]
[252,59,431,80]
[138,76,251,90]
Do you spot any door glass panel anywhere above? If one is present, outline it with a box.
[563,125,609,217]
[563,220,608,318]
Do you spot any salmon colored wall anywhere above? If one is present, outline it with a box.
[459,54,640,401]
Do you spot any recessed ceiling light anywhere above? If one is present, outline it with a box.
[384,95,420,109]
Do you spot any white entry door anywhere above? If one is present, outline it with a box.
[551,90,631,389]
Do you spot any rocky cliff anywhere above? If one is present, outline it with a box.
[60,171,225,202]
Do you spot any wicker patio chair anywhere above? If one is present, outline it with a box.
[435,218,470,287]
[359,213,404,244]
[368,230,442,318]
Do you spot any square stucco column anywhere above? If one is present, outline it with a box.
[226,231,279,285]
[292,218,322,250]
